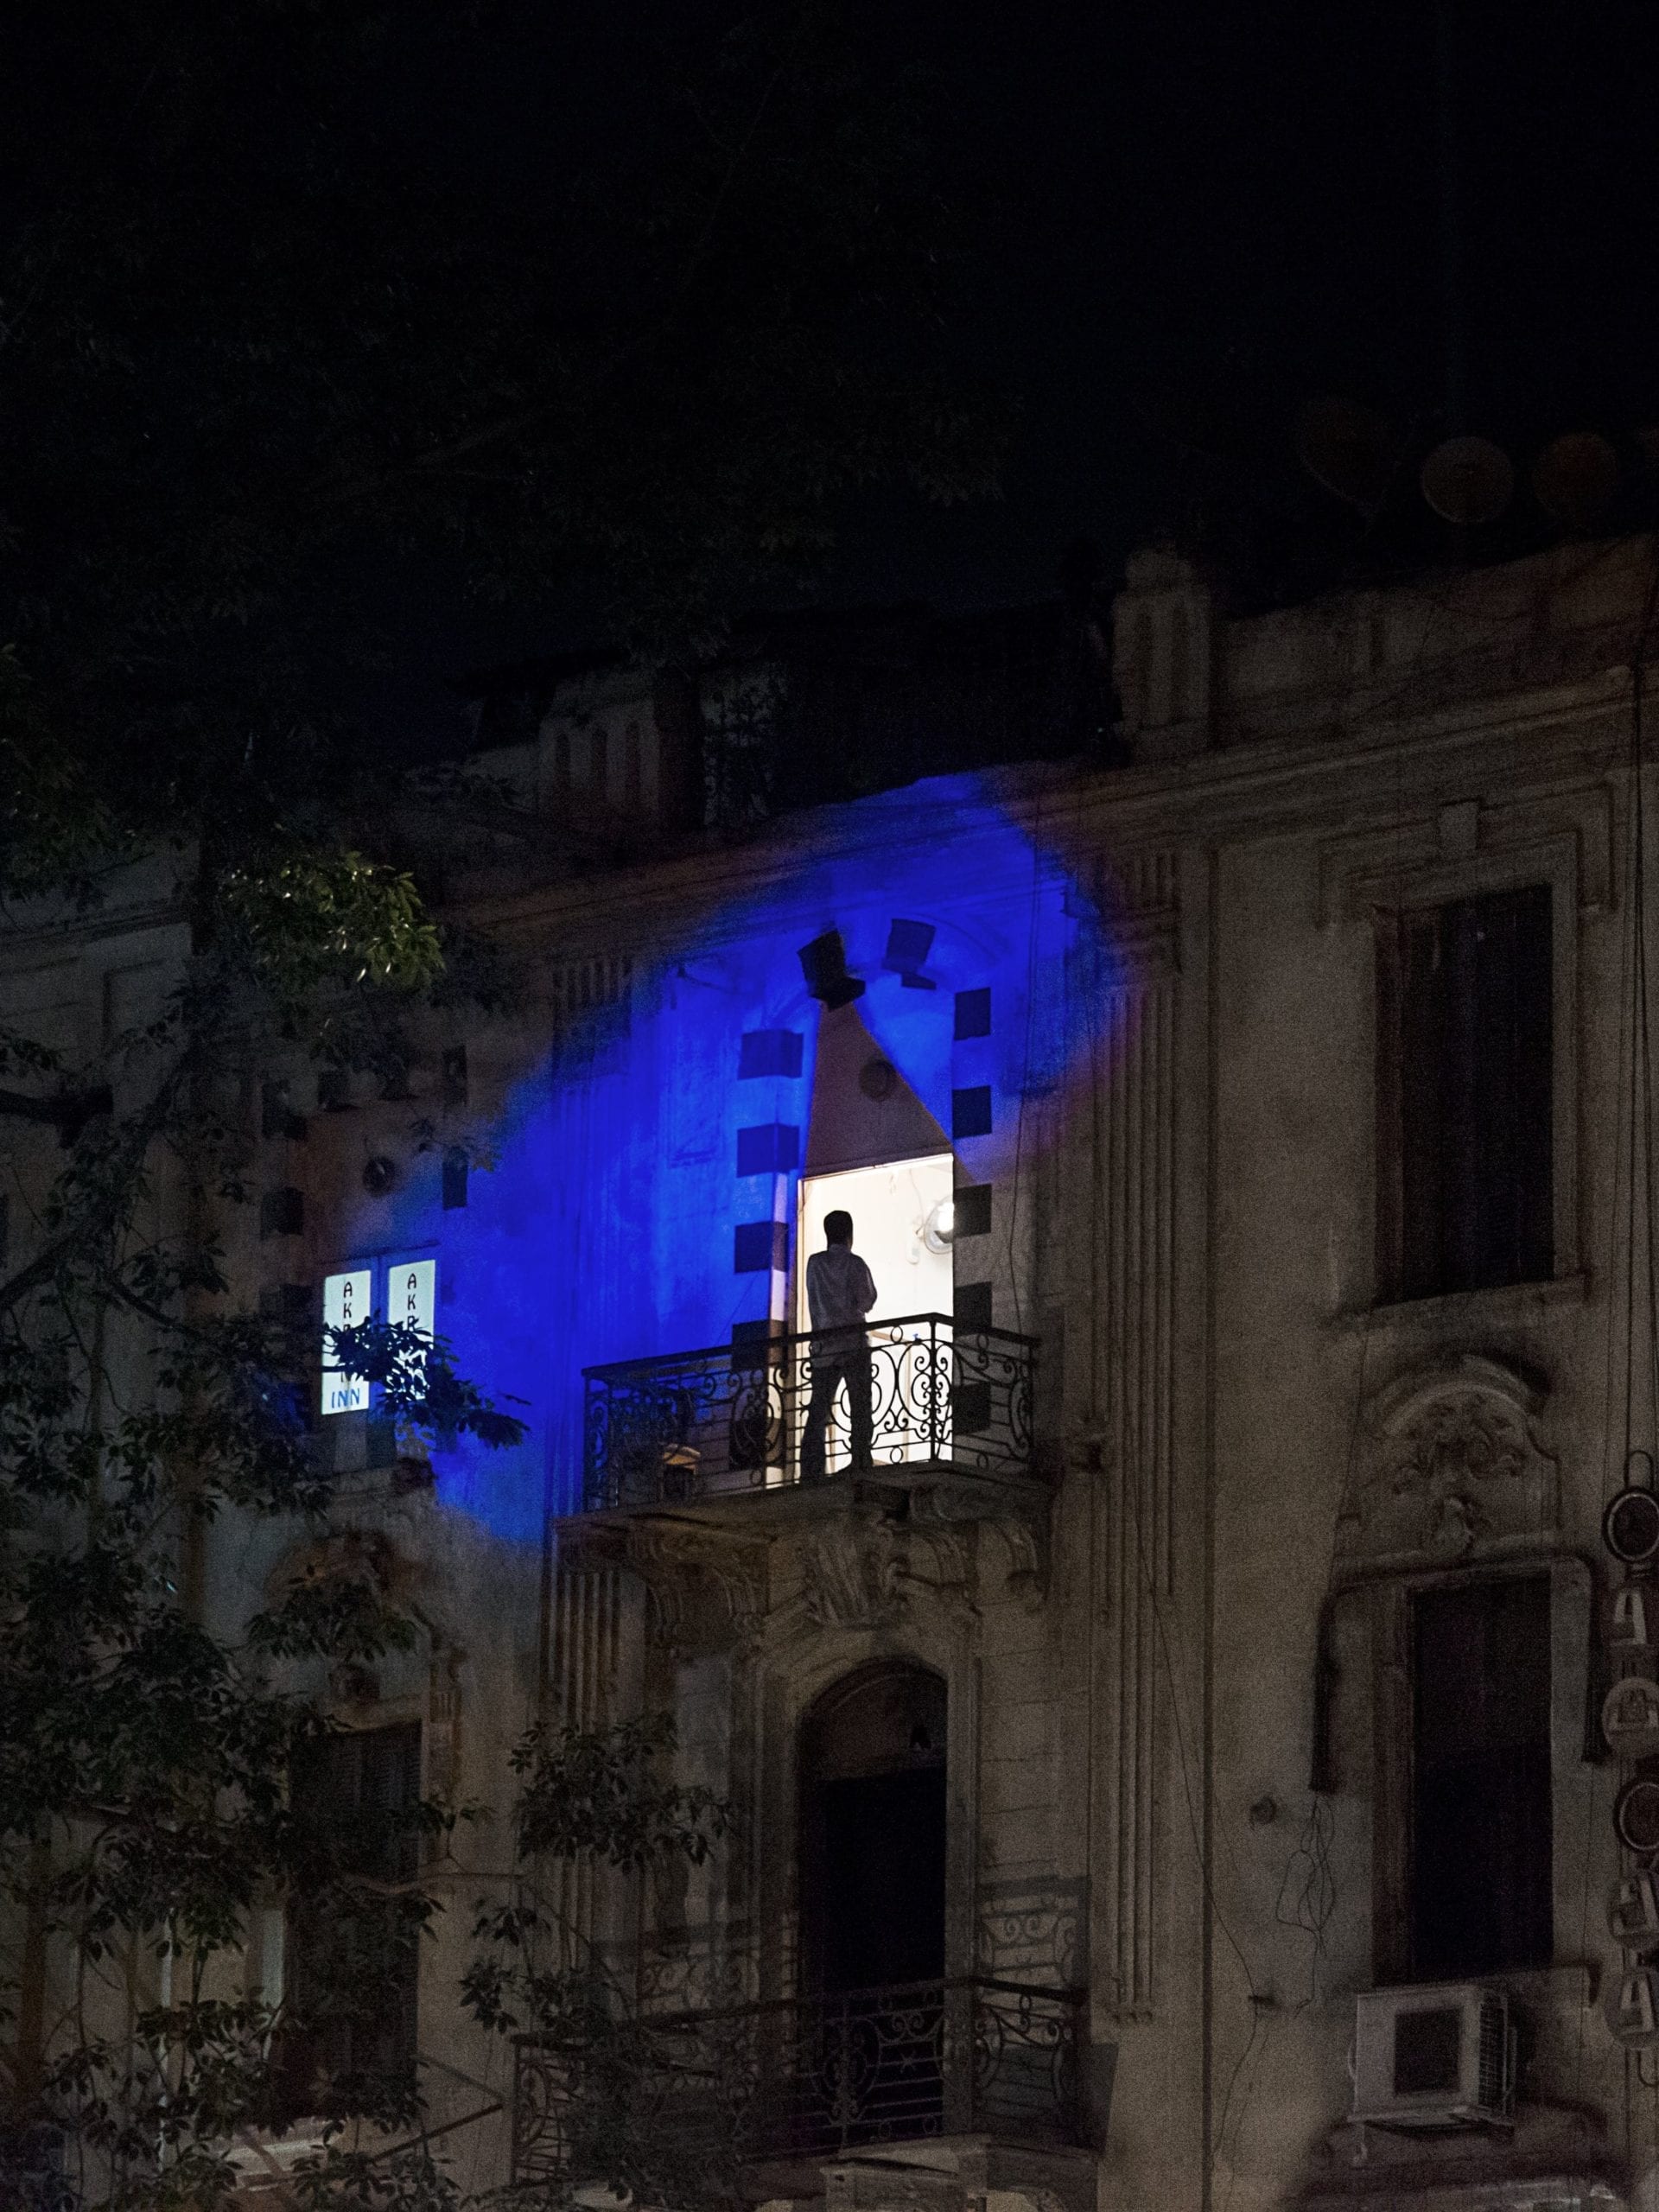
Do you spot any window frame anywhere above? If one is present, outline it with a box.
[1363,839,1581,1308]
[1374,882,1556,1303]
[1369,1555,1591,1986]
[272,1718,424,2122]
[320,1249,439,1420]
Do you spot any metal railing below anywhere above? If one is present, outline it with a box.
[581,1313,1038,1513]
[512,1975,1085,2180]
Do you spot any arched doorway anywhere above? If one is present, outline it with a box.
[798,1661,947,1995]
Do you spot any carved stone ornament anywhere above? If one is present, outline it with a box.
[798,1503,990,1630]
[909,1485,1049,1610]
[801,1510,904,1630]
[1335,1354,1557,1570]
[622,1522,768,1662]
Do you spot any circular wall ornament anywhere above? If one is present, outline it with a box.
[1605,1485,1659,1566]
[859,1057,898,1102]
[1616,1776,1659,1856]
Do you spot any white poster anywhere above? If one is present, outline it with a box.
[391,1258,436,1351]
[321,1268,374,1415]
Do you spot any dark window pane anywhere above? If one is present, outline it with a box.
[1409,1577,1552,1978]
[1377,886,1552,1300]
[275,1723,422,2120]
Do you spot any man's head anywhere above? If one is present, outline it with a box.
[823,1210,854,1248]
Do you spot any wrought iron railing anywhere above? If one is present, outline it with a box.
[512,1976,1084,2180]
[581,1313,1037,1512]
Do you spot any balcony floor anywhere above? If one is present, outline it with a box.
[560,1456,1050,1534]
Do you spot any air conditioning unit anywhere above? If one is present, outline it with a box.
[1351,1982,1516,2131]
[225,2124,328,2192]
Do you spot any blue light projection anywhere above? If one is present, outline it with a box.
[359,772,1122,1540]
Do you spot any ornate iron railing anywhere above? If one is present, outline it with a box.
[581,1313,1037,1512]
[512,1976,1084,2180]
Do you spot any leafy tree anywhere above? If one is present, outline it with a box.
[0,812,730,2208]
[3,0,999,849]
[0,3,995,2202]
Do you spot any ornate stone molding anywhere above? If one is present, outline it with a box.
[907,1487,1049,1611]
[1336,1352,1558,1572]
[791,1500,1009,1634]
[1317,784,1612,929]
[800,1510,904,1631]
[620,1522,770,1662]
[1111,548,1215,763]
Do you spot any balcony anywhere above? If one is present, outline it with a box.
[511,1975,1086,2186]
[576,1313,1039,1523]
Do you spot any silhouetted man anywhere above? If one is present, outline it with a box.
[801,1210,877,1478]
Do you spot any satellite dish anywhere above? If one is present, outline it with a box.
[1294,397,1396,508]
[1531,431,1619,528]
[1421,435,1514,525]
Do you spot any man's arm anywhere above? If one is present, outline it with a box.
[855,1257,877,1315]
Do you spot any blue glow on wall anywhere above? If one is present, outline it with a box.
[357,772,1124,1541]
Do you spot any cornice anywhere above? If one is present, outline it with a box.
[459,663,1643,957]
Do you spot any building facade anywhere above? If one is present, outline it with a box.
[11,535,1659,2210]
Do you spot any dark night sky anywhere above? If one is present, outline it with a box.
[801,0,1659,612]
[368,0,1659,727]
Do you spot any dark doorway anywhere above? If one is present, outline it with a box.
[1409,1574,1553,1979]
[799,1662,947,1996]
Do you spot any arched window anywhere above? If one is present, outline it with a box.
[798,1662,946,1995]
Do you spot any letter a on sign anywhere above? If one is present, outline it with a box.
[1610,1873,1659,1945]
[1606,1966,1659,2049]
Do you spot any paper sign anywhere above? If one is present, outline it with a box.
[391,1258,436,1347]
[321,1268,374,1415]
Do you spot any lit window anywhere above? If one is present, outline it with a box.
[320,1257,436,1417]
[321,1269,374,1415]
